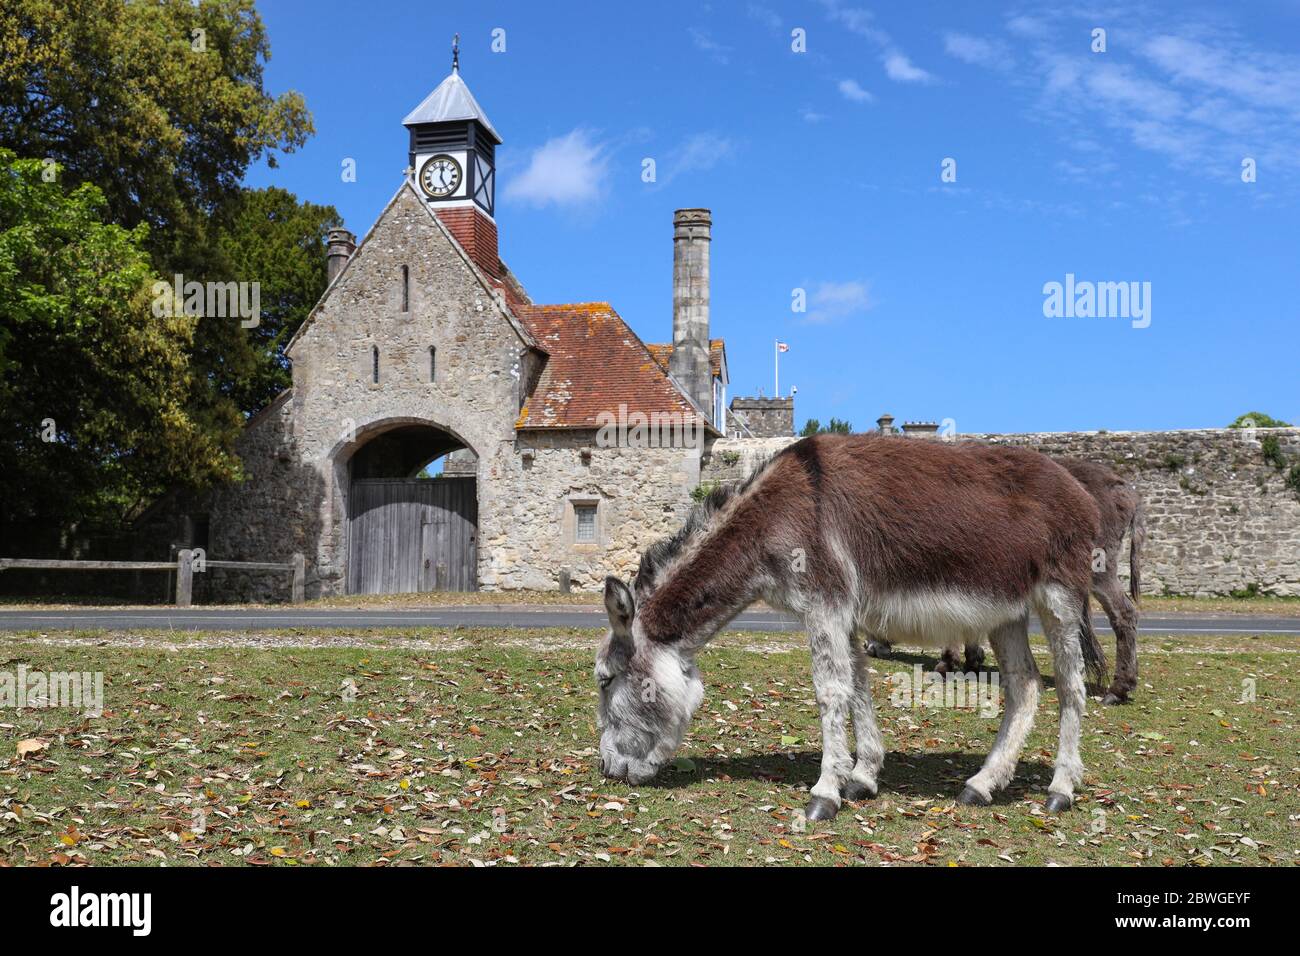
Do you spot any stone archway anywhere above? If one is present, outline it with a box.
[332,419,479,594]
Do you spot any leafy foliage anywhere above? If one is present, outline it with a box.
[0,151,239,529]
[214,187,340,413]
[0,0,312,258]
[0,1,339,536]
[800,417,853,436]
[1228,411,1291,429]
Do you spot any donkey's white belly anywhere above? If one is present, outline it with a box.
[859,588,1028,647]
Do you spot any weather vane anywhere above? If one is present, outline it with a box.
[452,33,460,73]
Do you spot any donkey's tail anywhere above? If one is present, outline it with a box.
[1079,593,1108,690]
[1128,496,1146,606]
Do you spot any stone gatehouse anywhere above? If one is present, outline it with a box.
[204,64,744,599]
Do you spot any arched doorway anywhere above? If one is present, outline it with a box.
[344,422,478,594]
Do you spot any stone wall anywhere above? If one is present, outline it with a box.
[728,397,794,437]
[701,428,1300,597]
[488,431,701,591]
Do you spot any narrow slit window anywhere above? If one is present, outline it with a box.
[372,346,379,384]
[401,265,409,313]
[429,346,437,383]
[574,504,597,543]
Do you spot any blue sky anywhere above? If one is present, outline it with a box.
[247,0,1300,433]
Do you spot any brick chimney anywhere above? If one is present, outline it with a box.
[669,208,712,417]
[326,228,356,283]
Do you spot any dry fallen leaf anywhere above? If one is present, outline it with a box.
[16,738,47,759]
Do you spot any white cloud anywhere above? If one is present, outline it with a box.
[943,32,1008,69]
[804,280,875,324]
[1005,15,1048,39]
[503,130,610,208]
[985,9,1300,189]
[819,1,936,84]
[689,27,731,64]
[883,52,934,83]
[746,3,782,32]
[837,78,874,103]
[651,132,739,187]
[801,108,829,123]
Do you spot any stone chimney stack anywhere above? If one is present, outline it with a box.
[326,228,357,283]
[669,208,713,418]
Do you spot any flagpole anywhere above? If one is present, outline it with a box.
[774,339,779,398]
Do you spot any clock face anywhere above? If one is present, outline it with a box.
[419,154,462,199]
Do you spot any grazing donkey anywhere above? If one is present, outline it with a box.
[865,457,1145,704]
[595,434,1108,821]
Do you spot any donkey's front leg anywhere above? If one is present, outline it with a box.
[805,615,857,821]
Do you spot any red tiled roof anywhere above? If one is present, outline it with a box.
[646,340,726,380]
[515,303,710,430]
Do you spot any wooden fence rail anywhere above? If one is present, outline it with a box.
[0,551,305,607]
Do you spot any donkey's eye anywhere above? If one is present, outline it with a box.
[598,676,614,690]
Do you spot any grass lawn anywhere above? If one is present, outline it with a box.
[0,628,1294,866]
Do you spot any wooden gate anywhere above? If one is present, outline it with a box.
[347,478,477,593]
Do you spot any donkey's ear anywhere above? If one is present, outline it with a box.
[604,576,635,638]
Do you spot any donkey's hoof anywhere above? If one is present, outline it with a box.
[842,779,877,802]
[1044,792,1073,814]
[804,797,840,821]
[956,785,991,807]
[1102,690,1131,706]
[865,642,890,659]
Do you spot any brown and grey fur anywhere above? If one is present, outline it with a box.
[595,434,1107,821]
[866,457,1144,704]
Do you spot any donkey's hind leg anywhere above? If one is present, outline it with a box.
[959,615,1038,805]
[1037,585,1089,813]
[805,610,858,821]
[1095,574,1138,705]
[844,638,884,802]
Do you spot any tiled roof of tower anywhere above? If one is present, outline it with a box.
[515,303,714,431]
[645,340,726,380]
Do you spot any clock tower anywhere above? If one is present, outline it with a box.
[403,38,502,277]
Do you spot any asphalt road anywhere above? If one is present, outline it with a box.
[0,606,1296,634]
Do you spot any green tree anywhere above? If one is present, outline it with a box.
[0,0,320,432]
[214,187,340,413]
[0,0,312,259]
[801,417,853,436]
[1229,411,1291,429]
[0,150,238,531]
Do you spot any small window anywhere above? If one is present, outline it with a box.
[574,504,597,543]
[401,265,409,313]
[429,346,436,383]
[372,346,379,384]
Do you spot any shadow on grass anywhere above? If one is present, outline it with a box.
[657,749,1053,805]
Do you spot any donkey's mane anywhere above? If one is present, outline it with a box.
[634,447,788,598]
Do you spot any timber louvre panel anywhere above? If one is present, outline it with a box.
[347,478,477,593]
